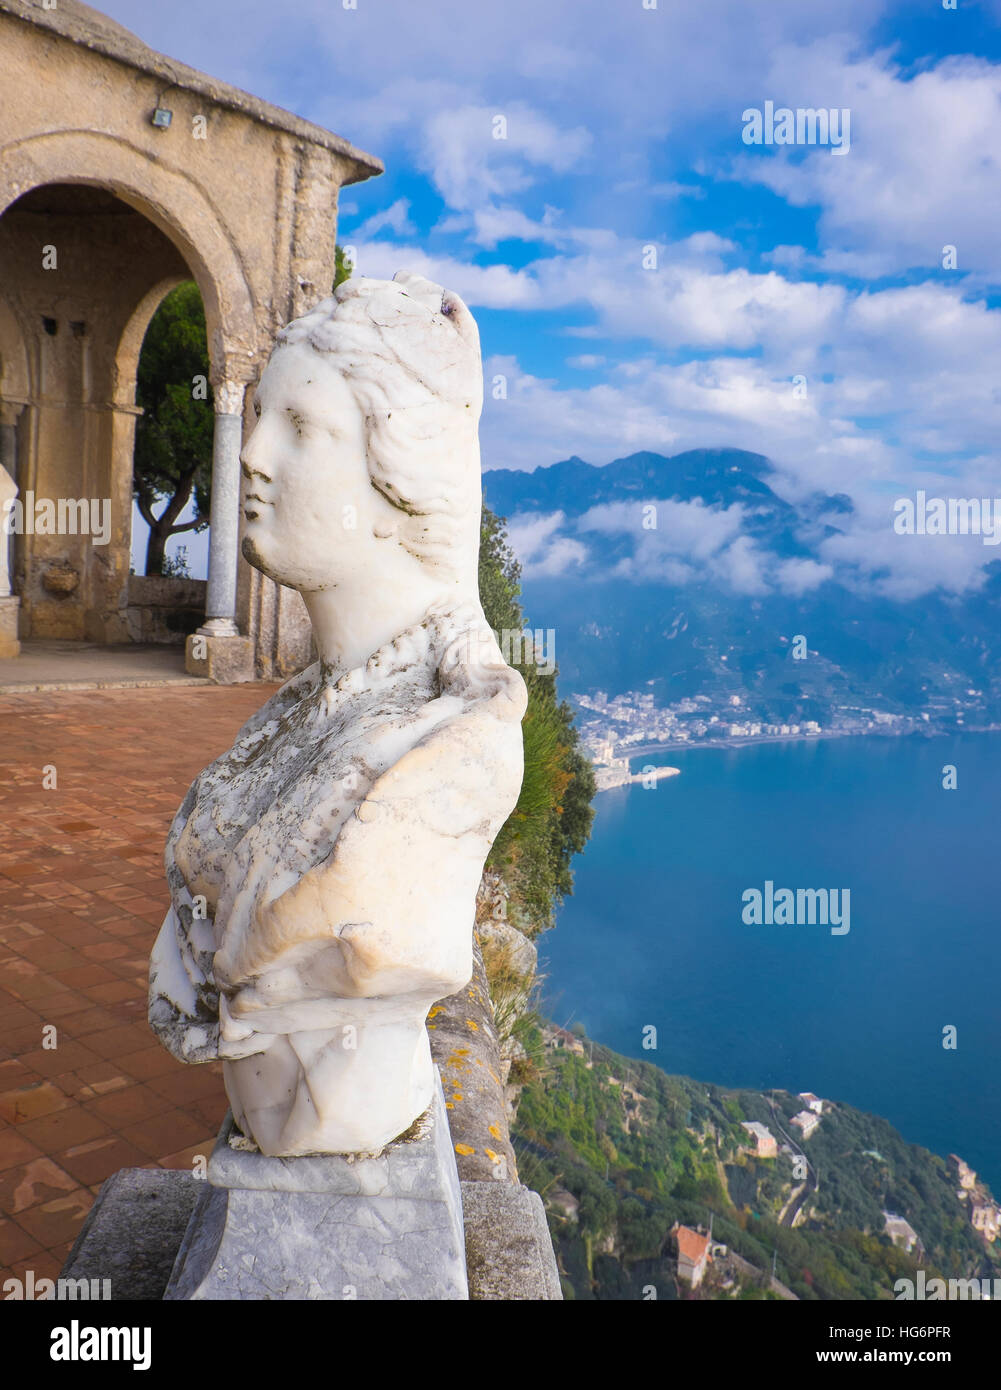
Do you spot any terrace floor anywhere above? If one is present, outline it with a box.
[0,681,278,1287]
[0,639,206,693]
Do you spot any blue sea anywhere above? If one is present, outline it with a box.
[540,733,1001,1195]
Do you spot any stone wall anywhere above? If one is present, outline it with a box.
[124,575,206,645]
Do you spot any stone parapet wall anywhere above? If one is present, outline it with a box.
[124,575,206,644]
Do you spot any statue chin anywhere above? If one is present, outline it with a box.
[241,531,290,586]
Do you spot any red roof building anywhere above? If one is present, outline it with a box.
[676,1225,712,1287]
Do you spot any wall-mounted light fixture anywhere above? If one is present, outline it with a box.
[151,83,178,130]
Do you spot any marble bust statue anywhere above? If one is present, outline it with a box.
[149,272,527,1158]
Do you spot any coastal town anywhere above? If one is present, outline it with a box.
[572,687,976,771]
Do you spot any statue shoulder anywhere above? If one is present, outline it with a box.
[166,660,321,847]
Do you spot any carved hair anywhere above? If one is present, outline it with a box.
[276,272,483,586]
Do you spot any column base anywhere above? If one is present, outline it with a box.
[185,631,254,683]
[164,1071,468,1300]
[0,596,20,658]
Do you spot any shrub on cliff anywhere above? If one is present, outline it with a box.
[478,504,595,934]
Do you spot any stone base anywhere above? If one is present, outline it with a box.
[61,1158,562,1299]
[165,1074,468,1300]
[185,631,254,683]
[0,595,20,658]
[61,1168,202,1301]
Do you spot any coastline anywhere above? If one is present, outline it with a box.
[613,723,1001,764]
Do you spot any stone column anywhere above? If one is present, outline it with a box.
[202,381,245,636]
[186,382,254,682]
[0,402,22,655]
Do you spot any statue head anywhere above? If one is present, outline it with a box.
[241,271,483,598]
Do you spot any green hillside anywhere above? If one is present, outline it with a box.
[511,1029,1001,1301]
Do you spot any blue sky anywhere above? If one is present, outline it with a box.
[113,0,1001,598]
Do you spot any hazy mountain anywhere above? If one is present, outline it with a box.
[482,450,1001,729]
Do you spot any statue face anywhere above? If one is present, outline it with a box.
[240,342,400,591]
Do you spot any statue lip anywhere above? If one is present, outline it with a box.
[243,491,272,520]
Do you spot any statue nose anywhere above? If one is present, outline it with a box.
[240,438,272,483]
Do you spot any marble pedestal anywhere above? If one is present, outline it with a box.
[0,596,19,658]
[164,1070,468,1300]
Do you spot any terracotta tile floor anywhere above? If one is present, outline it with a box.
[0,681,278,1283]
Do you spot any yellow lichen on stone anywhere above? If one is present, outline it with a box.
[488,1123,502,1140]
[465,1019,478,1031]
[428,1005,445,1019]
[455,1143,475,1156]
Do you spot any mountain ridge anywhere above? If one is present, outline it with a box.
[480,446,1001,732]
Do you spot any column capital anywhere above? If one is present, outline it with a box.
[212,381,248,416]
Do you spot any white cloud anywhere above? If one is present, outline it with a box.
[505,511,588,578]
[578,498,771,593]
[467,205,571,249]
[580,498,745,560]
[417,103,592,213]
[522,498,819,597]
[353,199,416,239]
[711,535,770,596]
[775,557,834,595]
[734,43,1001,278]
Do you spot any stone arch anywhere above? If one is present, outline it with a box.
[115,272,193,589]
[0,173,231,642]
[0,0,381,672]
[114,273,190,409]
[0,129,258,385]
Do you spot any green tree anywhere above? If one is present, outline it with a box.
[133,282,213,575]
[478,505,596,932]
[333,244,353,291]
